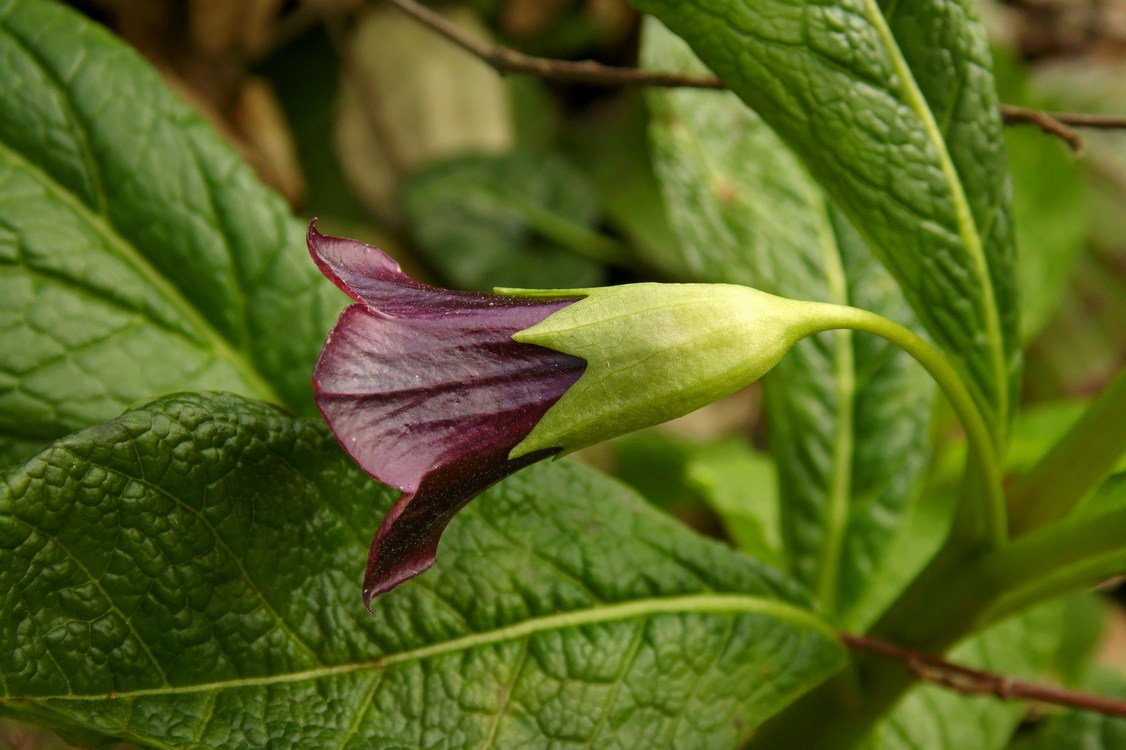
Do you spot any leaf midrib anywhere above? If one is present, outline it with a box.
[16,593,836,702]
[0,65,283,411]
[862,0,1007,441]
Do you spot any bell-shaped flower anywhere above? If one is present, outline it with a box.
[309,222,832,607]
[308,222,585,606]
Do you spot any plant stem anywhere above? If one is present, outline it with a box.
[808,303,1006,549]
[1009,367,1126,535]
[974,499,1126,625]
[749,304,1009,748]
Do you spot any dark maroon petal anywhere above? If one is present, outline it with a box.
[308,222,585,607]
[308,221,568,316]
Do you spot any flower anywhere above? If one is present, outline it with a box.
[308,222,586,606]
[309,222,831,608]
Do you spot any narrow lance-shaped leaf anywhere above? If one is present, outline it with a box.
[643,20,934,621]
[0,0,342,465]
[0,392,846,748]
[632,0,1019,449]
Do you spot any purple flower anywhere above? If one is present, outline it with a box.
[308,222,585,606]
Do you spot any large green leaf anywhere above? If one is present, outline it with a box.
[0,392,845,748]
[632,0,1018,449]
[643,21,933,621]
[0,0,342,466]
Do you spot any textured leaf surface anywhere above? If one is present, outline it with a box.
[0,392,845,749]
[633,0,1018,447]
[875,602,1065,750]
[0,0,341,465]
[644,21,933,621]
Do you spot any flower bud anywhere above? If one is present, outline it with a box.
[508,283,824,457]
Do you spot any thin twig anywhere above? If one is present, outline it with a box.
[1000,104,1084,151]
[384,0,723,89]
[842,632,1126,717]
[385,0,1126,152]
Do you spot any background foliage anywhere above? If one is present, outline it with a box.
[2,0,1126,748]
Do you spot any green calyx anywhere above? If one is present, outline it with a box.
[505,283,828,459]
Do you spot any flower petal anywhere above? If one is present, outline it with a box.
[308,221,568,315]
[308,222,585,606]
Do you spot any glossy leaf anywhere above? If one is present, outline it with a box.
[643,20,933,620]
[633,0,1018,447]
[0,392,845,749]
[0,0,342,465]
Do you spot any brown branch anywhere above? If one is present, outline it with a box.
[1000,104,1084,151]
[383,0,723,89]
[384,0,1126,152]
[842,632,1126,718]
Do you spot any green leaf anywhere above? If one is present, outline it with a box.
[0,392,845,748]
[643,20,933,620]
[401,152,610,291]
[971,473,1126,626]
[0,0,343,465]
[632,0,1018,448]
[874,602,1067,750]
[611,433,787,569]
[685,439,787,570]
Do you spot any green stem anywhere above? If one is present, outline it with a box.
[807,303,1006,549]
[1009,367,1126,535]
[749,304,1009,748]
[974,501,1126,626]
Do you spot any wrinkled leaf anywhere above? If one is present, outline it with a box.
[643,20,933,620]
[0,0,342,465]
[401,152,608,291]
[633,0,1018,447]
[0,392,845,749]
